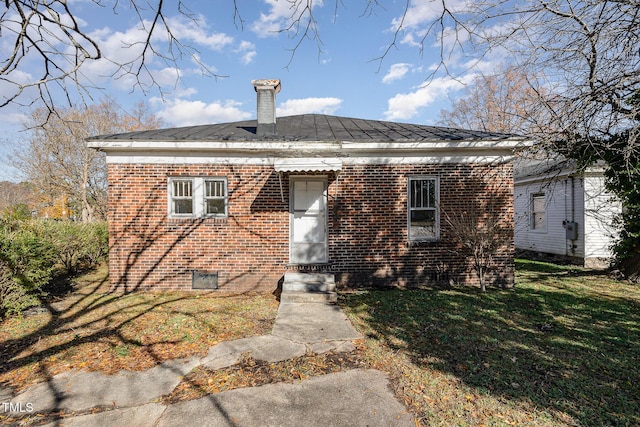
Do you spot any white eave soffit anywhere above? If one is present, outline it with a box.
[273,158,342,173]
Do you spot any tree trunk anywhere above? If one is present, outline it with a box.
[81,158,93,222]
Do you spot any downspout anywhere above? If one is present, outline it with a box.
[278,172,284,203]
[570,176,575,223]
[569,176,576,255]
[564,179,569,256]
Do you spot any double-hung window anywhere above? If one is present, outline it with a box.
[531,193,546,231]
[169,177,228,218]
[408,177,439,241]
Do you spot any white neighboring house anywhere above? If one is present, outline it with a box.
[514,156,622,269]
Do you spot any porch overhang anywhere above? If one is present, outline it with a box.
[273,158,342,173]
[274,158,342,202]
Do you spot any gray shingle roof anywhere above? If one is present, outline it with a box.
[514,155,573,179]
[513,154,608,180]
[87,114,516,143]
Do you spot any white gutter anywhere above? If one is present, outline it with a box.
[87,138,529,153]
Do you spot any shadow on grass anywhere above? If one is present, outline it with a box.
[515,258,612,279]
[0,264,278,424]
[341,264,640,426]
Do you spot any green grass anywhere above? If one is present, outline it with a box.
[0,264,279,392]
[341,259,640,426]
[3,259,639,426]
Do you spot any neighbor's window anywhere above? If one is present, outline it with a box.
[408,177,439,241]
[169,177,228,218]
[531,193,546,231]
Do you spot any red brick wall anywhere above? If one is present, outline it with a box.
[107,162,514,292]
[330,163,514,288]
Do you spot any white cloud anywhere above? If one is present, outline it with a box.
[156,99,251,126]
[252,0,296,37]
[461,58,504,75]
[5,112,28,126]
[0,69,40,117]
[390,0,474,62]
[161,15,234,51]
[438,23,472,52]
[189,53,219,75]
[400,33,421,48]
[252,0,324,38]
[241,51,257,64]
[0,68,32,87]
[391,0,468,31]
[382,63,412,84]
[277,97,342,116]
[87,26,152,65]
[236,41,257,65]
[384,75,475,120]
[238,40,254,50]
[173,86,198,98]
[391,2,441,31]
[78,16,233,91]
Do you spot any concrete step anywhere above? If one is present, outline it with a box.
[282,272,336,293]
[280,290,338,304]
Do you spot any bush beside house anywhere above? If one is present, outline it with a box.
[0,219,108,317]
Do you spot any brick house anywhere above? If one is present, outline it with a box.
[88,79,525,296]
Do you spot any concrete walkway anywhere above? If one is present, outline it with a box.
[1,302,415,426]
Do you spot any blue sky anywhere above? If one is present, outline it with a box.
[0,0,504,180]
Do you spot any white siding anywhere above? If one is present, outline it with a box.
[583,174,621,261]
[514,177,585,258]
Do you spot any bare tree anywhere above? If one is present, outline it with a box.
[442,167,513,291]
[1,0,221,116]
[398,0,640,167]
[16,100,164,222]
[247,0,640,164]
[438,66,556,137]
[0,181,34,214]
[2,0,639,164]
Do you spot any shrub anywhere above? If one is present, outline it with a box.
[0,222,56,317]
[36,220,109,274]
[0,219,108,318]
[603,159,640,282]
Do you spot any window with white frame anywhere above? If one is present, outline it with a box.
[204,179,226,215]
[408,177,439,241]
[531,193,546,231]
[169,177,227,218]
[171,179,194,215]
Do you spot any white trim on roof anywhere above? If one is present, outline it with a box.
[87,138,527,152]
[274,158,342,172]
[102,154,514,165]
[514,165,606,185]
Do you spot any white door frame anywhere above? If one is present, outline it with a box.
[289,176,328,264]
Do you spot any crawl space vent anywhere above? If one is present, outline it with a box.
[192,271,219,290]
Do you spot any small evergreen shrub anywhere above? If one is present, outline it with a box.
[36,220,109,274]
[0,218,108,318]
[0,222,56,317]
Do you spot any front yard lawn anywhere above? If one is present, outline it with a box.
[1,260,638,426]
[341,259,640,426]
[0,263,279,392]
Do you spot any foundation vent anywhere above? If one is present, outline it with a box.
[192,271,219,290]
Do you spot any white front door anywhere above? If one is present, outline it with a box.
[290,178,328,264]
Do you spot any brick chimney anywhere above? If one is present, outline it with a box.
[252,79,281,137]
